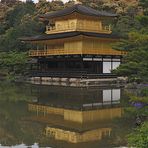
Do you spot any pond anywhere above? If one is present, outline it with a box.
[0,82,131,148]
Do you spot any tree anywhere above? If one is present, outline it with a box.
[5,2,35,27]
[113,0,148,82]
[139,0,148,12]
[112,16,141,38]
[113,32,148,82]
[0,2,45,51]
[0,52,28,78]
[128,122,148,148]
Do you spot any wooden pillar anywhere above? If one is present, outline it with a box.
[30,64,33,71]
[81,58,83,70]
[37,62,40,71]
[81,57,84,78]
[64,59,66,71]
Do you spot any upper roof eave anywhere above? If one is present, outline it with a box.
[39,4,118,20]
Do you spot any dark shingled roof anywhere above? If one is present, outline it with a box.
[20,31,119,42]
[40,4,117,20]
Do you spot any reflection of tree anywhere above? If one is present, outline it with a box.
[0,82,34,101]
[0,82,49,146]
[0,99,49,145]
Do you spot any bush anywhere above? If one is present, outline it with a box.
[127,122,148,148]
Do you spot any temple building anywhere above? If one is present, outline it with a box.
[21,4,126,79]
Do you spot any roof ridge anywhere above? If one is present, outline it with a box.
[40,4,117,20]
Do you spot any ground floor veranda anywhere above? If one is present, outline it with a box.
[30,55,121,78]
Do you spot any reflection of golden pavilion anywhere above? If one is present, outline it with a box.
[28,104,122,143]
[28,88,123,143]
[45,127,111,143]
[28,104,122,123]
[21,3,126,79]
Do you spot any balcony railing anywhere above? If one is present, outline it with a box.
[29,48,127,57]
[46,24,112,34]
[29,48,82,56]
[82,49,127,55]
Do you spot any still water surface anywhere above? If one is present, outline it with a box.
[0,82,130,148]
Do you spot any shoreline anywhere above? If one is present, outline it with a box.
[26,76,127,88]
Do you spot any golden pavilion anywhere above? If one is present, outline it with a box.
[22,3,126,79]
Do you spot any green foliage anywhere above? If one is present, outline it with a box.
[136,15,148,27]
[36,0,64,14]
[79,0,105,10]
[0,52,28,78]
[0,2,45,51]
[139,0,148,12]
[140,87,148,97]
[112,16,141,38]
[130,95,148,104]
[114,0,148,83]
[127,122,148,148]
[126,87,148,117]
[5,2,35,27]
[0,82,34,101]
[113,31,148,82]
[125,87,148,147]
[0,20,44,51]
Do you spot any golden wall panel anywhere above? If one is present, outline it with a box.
[46,18,111,34]
[64,108,122,123]
[64,109,83,123]
[64,41,82,51]
[82,108,122,122]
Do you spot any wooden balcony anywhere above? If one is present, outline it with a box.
[29,48,127,57]
[45,25,112,34]
[29,48,82,56]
